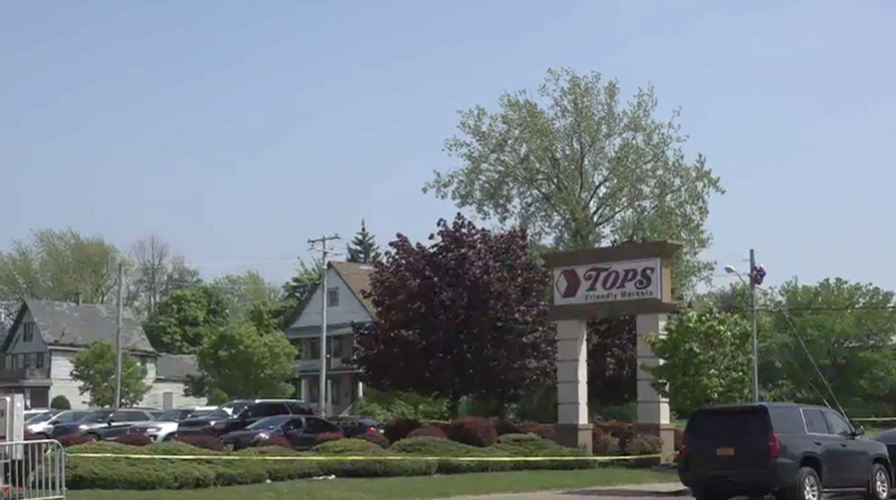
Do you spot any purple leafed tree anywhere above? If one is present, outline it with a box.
[352,213,555,418]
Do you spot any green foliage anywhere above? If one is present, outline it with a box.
[128,235,202,315]
[212,271,281,318]
[761,278,896,416]
[645,310,752,416]
[142,285,230,354]
[0,229,123,311]
[195,321,296,399]
[70,342,150,407]
[50,395,71,410]
[282,258,323,304]
[346,219,382,264]
[310,438,386,455]
[424,67,724,297]
[357,389,450,422]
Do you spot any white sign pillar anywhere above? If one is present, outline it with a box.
[636,313,674,457]
[555,320,590,451]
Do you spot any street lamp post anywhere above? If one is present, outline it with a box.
[724,252,763,404]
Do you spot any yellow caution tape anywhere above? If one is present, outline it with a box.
[67,453,673,461]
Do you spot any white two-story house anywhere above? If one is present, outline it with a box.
[0,299,206,410]
[286,261,372,416]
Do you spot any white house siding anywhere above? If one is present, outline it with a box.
[291,269,373,328]
[48,351,90,409]
[141,381,207,409]
[6,309,49,356]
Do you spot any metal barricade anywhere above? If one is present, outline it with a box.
[0,440,65,500]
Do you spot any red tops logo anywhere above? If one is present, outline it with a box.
[555,264,656,299]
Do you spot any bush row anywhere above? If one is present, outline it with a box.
[64,434,622,490]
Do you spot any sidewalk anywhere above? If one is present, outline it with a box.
[439,482,691,500]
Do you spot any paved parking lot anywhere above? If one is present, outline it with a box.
[445,483,691,500]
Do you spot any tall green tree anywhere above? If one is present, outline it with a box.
[645,310,753,417]
[761,278,896,416]
[0,229,124,315]
[346,219,381,264]
[142,284,230,354]
[424,67,724,296]
[195,321,296,399]
[71,342,150,407]
[213,270,282,320]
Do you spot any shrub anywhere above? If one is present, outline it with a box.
[67,457,216,490]
[112,434,152,447]
[408,425,448,439]
[627,434,663,456]
[384,418,421,443]
[593,434,620,456]
[494,420,522,436]
[391,436,509,474]
[312,438,386,455]
[519,422,556,439]
[58,434,94,448]
[173,435,226,452]
[355,432,390,448]
[448,417,498,447]
[314,432,344,445]
[50,395,71,410]
[492,433,593,471]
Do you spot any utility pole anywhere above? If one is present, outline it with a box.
[308,234,340,418]
[114,261,124,410]
[749,249,759,403]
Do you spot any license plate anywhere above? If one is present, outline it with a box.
[716,447,735,457]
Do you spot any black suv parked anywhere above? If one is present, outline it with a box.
[175,399,313,437]
[679,402,891,500]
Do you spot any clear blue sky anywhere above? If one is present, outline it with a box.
[2,0,894,291]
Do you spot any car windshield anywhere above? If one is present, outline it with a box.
[246,416,291,430]
[79,411,113,423]
[156,410,181,422]
[190,409,214,419]
[26,412,54,424]
[206,402,247,420]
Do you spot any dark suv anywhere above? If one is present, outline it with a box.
[679,402,891,500]
[175,399,313,437]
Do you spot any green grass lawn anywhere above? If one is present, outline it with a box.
[67,468,678,500]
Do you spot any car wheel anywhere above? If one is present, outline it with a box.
[795,466,822,500]
[865,463,890,500]
[86,434,99,442]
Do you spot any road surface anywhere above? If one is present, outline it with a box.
[441,482,691,500]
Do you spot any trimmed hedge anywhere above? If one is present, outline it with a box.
[408,425,449,439]
[63,432,610,490]
[448,417,498,447]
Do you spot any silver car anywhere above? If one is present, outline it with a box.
[27,410,93,437]
[128,406,218,442]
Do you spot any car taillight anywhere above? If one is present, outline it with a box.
[366,427,379,435]
[768,432,781,458]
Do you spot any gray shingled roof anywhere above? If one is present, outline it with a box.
[156,354,199,381]
[26,299,156,353]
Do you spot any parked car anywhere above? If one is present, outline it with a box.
[679,402,891,500]
[331,416,384,438]
[25,409,53,421]
[127,406,219,442]
[175,399,313,438]
[28,410,93,437]
[221,414,341,451]
[49,408,156,440]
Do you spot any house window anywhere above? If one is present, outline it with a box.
[24,354,33,369]
[332,337,344,359]
[35,353,44,369]
[308,339,320,360]
[327,288,339,308]
[23,323,34,342]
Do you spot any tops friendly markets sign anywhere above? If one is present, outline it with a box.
[553,258,661,306]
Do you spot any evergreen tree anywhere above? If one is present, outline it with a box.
[346,219,381,264]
